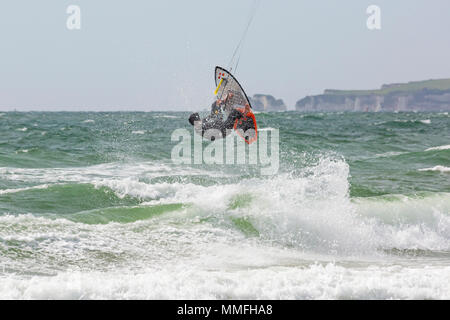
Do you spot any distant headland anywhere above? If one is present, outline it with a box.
[295,78,450,112]
[250,94,287,112]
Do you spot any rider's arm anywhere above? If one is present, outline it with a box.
[244,103,251,113]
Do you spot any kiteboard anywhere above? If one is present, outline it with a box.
[214,66,258,144]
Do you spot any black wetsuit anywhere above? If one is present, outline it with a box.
[189,101,243,141]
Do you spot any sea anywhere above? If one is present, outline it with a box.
[0,111,449,299]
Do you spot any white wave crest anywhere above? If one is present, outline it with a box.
[0,184,50,195]
[425,145,450,151]
[1,264,450,299]
[153,115,178,119]
[3,157,449,255]
[419,166,450,173]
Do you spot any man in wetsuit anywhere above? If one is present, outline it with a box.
[188,92,250,141]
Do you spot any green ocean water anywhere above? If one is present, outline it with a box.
[0,111,449,299]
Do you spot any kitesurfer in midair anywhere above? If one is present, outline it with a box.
[188,92,250,141]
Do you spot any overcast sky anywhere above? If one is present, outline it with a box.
[0,0,449,111]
